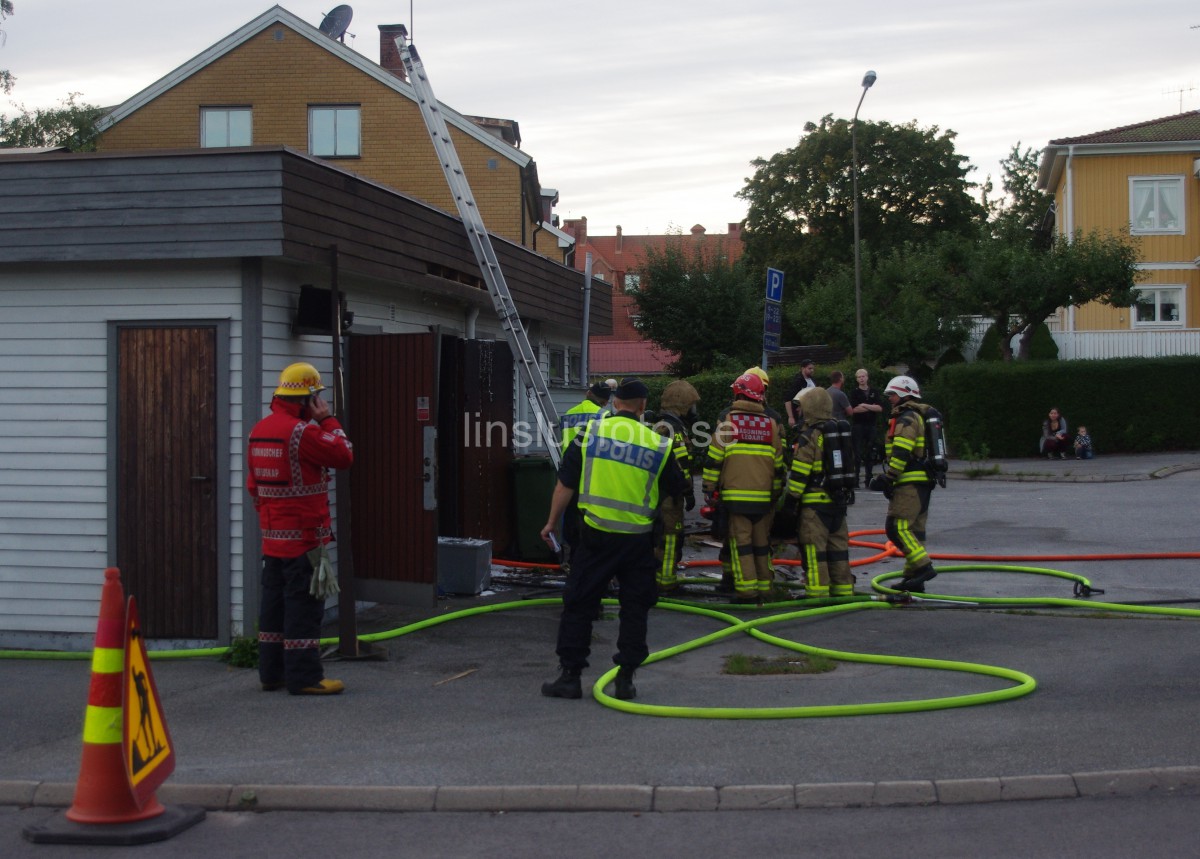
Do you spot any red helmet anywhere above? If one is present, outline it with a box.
[731,372,766,403]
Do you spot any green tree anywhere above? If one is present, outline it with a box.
[628,238,761,376]
[1,0,15,95]
[0,92,104,150]
[737,114,984,287]
[962,230,1143,361]
[990,143,1055,245]
[794,239,971,367]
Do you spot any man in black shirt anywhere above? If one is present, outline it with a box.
[848,368,884,486]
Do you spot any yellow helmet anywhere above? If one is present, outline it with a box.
[274,362,325,397]
[745,366,770,387]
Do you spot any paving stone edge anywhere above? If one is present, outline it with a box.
[4,767,1198,814]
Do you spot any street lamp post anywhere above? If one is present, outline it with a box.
[852,69,876,365]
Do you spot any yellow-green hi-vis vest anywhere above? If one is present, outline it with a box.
[578,416,671,534]
[561,400,604,453]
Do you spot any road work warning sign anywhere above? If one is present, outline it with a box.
[122,597,175,807]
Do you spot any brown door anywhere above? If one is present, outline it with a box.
[116,326,218,638]
[347,332,438,591]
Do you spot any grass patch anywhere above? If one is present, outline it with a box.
[723,652,836,675]
[221,634,258,669]
[962,465,1001,478]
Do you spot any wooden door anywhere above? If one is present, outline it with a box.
[347,333,438,596]
[116,326,218,638]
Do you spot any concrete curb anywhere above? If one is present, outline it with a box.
[949,461,1200,484]
[6,767,1199,813]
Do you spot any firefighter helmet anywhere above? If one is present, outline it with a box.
[884,375,920,399]
[731,373,766,403]
[744,366,770,387]
[274,362,326,397]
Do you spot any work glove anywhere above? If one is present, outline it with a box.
[868,475,894,499]
[684,491,696,512]
[307,543,340,599]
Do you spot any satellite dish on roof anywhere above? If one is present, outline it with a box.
[318,5,354,42]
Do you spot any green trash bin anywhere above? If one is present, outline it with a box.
[511,455,559,561]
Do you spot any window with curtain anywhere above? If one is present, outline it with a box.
[1133,285,1184,325]
[309,106,361,157]
[201,108,252,147]
[1129,177,1184,234]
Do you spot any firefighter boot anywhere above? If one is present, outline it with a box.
[894,565,937,593]
[614,666,637,700]
[541,666,583,699]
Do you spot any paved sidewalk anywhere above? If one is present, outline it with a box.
[3,452,1200,814]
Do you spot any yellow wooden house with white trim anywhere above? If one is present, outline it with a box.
[1038,112,1200,358]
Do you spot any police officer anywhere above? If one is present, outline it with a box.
[703,373,785,603]
[559,381,614,566]
[247,362,354,695]
[783,387,853,598]
[652,380,700,594]
[540,377,687,701]
[869,375,938,592]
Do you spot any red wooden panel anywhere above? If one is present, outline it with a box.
[347,333,437,584]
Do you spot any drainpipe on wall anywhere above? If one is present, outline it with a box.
[466,306,479,339]
[580,252,593,383]
[1066,145,1077,335]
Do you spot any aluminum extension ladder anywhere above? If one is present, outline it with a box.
[395,27,562,468]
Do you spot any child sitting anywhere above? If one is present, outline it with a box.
[1074,426,1094,460]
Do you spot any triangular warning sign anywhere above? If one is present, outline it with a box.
[122,596,175,808]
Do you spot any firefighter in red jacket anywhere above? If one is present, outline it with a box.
[702,373,784,603]
[247,362,354,695]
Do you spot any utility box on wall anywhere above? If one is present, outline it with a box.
[437,537,492,595]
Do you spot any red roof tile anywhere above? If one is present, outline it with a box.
[1049,111,1200,145]
[588,340,678,376]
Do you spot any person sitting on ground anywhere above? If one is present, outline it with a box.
[1039,408,1070,460]
[1074,425,1094,460]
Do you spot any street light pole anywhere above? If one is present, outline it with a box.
[852,69,876,365]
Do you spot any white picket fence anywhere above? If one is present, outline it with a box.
[963,317,1200,361]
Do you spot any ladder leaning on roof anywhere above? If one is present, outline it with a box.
[394,27,562,469]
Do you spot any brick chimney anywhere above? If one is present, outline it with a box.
[378,24,408,81]
[616,225,623,254]
[728,222,742,241]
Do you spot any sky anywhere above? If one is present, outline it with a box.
[3,1,1199,236]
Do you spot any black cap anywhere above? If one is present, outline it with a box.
[615,376,649,400]
[589,381,612,400]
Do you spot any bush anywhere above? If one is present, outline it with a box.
[1027,322,1059,361]
[933,356,1200,457]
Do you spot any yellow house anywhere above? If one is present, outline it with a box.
[94,5,572,261]
[1038,112,1200,358]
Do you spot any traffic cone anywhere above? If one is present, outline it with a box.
[23,567,206,845]
[66,567,165,824]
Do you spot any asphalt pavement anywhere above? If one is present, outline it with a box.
[4,451,1200,818]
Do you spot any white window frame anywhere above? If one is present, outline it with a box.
[309,106,361,157]
[201,107,252,148]
[1129,176,1185,235]
[1132,284,1185,327]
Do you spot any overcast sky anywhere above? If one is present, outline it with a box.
[3,1,1199,235]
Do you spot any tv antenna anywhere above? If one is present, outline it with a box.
[318,5,355,43]
[1163,84,1196,113]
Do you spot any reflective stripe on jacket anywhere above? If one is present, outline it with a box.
[884,403,931,486]
[560,400,604,452]
[578,415,671,534]
[702,402,784,513]
[247,398,354,557]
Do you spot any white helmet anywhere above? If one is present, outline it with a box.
[884,375,920,399]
